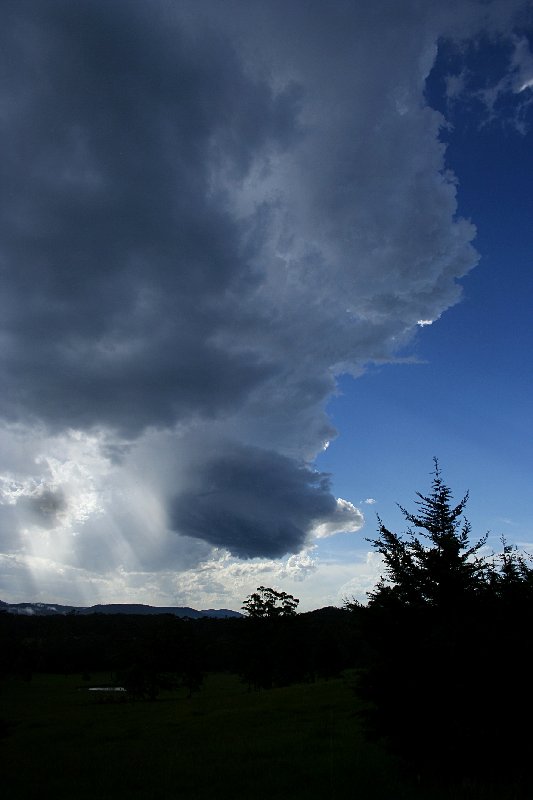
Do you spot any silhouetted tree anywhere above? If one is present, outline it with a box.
[358,462,533,790]
[489,536,533,605]
[238,588,301,689]
[367,459,488,610]
[241,586,299,618]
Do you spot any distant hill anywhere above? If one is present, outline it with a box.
[0,600,242,619]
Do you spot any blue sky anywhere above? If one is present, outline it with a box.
[0,1,532,611]
[318,31,533,570]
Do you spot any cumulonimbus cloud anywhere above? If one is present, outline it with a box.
[0,0,530,602]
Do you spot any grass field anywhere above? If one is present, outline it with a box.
[0,672,525,799]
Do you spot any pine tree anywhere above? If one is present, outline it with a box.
[359,463,533,786]
[368,459,489,609]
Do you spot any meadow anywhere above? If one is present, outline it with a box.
[1,671,523,800]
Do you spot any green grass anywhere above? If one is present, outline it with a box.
[0,673,526,799]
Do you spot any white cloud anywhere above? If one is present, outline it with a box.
[279,550,319,582]
[311,498,364,539]
[338,551,386,605]
[511,36,533,94]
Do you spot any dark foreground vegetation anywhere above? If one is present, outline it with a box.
[2,671,500,800]
[1,463,532,798]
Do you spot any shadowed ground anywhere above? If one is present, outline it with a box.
[1,672,523,799]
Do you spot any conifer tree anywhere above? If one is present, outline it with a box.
[368,459,489,609]
[360,463,533,786]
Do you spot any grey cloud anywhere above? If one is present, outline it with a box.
[19,487,67,529]
[0,504,23,553]
[0,0,300,434]
[0,0,529,593]
[0,0,485,446]
[170,444,337,558]
[0,0,489,444]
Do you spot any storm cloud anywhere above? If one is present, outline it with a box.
[0,0,530,603]
[171,444,338,558]
[1,0,301,434]
[0,0,479,439]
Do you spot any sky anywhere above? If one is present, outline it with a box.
[1,0,532,612]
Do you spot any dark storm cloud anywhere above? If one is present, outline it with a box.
[0,0,300,433]
[19,487,67,529]
[1,0,527,584]
[171,444,337,558]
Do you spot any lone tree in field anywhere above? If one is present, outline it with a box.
[368,459,489,609]
[242,586,299,618]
